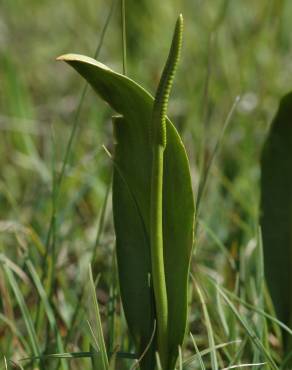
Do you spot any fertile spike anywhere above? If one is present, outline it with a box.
[151,14,183,148]
[149,14,184,370]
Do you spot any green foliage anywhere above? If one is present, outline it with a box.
[2,1,292,369]
[260,92,292,345]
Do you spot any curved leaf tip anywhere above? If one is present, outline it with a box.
[56,53,112,72]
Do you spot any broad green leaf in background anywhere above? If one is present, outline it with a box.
[57,53,195,369]
[260,91,292,348]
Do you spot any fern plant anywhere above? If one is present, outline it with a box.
[58,15,195,370]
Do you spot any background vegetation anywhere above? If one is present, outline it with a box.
[1,0,292,368]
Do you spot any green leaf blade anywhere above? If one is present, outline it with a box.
[57,54,195,369]
[260,92,292,342]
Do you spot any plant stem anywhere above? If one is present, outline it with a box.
[150,144,168,369]
[149,14,183,369]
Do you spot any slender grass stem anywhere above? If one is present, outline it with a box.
[121,0,127,75]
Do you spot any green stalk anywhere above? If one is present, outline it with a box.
[121,0,127,75]
[150,143,168,367]
[150,15,183,369]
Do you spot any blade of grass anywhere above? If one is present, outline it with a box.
[87,319,102,370]
[21,351,136,361]
[194,278,218,370]
[88,266,109,370]
[4,357,8,370]
[0,254,30,283]
[215,287,229,338]
[221,363,266,370]
[155,353,163,370]
[178,346,183,370]
[189,333,206,370]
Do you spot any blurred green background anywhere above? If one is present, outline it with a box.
[0,0,291,367]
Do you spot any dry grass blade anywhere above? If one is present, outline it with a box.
[221,363,266,370]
